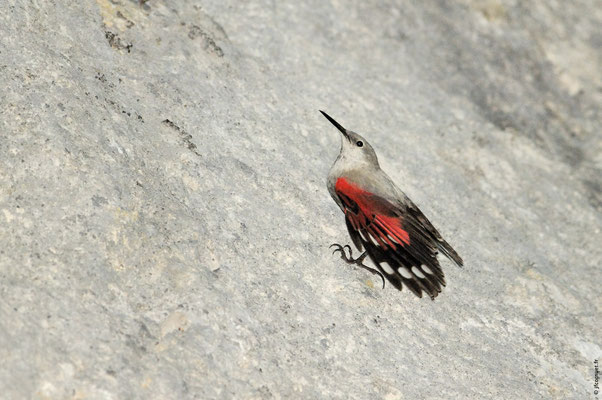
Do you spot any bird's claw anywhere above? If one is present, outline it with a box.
[329,243,351,259]
[329,243,386,289]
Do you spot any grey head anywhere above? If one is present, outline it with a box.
[320,110,380,170]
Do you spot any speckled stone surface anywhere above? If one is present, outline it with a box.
[0,0,600,398]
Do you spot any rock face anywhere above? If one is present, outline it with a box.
[0,0,600,398]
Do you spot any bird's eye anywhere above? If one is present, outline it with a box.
[356,141,364,147]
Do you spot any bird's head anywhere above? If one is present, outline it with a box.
[320,110,380,169]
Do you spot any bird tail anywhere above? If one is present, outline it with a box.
[438,240,463,267]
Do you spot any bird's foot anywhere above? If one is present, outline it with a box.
[329,244,385,289]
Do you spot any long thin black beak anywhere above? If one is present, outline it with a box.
[320,110,349,139]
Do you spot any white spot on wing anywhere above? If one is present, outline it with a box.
[412,266,426,279]
[397,267,412,279]
[381,262,395,275]
[422,265,434,275]
[387,234,399,244]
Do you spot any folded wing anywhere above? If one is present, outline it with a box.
[336,177,462,299]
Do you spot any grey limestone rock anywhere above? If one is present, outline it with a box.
[0,0,600,398]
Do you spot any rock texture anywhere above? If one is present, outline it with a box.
[0,0,600,398]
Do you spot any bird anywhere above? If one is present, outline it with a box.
[321,110,463,300]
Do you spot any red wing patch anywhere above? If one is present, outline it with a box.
[335,177,447,299]
[335,178,410,249]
